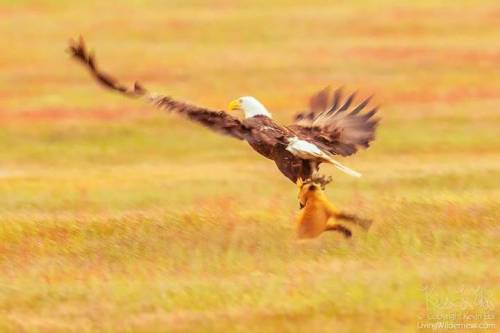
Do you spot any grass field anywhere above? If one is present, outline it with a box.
[0,0,499,332]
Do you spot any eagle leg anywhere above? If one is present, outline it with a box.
[300,161,332,190]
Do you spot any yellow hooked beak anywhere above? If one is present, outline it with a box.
[228,99,241,112]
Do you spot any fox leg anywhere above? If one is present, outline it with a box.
[322,195,373,230]
[324,224,352,238]
[334,212,373,230]
[296,178,306,209]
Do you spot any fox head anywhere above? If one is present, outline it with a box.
[297,178,322,209]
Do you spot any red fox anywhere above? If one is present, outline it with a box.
[296,178,372,239]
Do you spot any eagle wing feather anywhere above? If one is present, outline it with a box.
[290,87,379,157]
[68,37,252,140]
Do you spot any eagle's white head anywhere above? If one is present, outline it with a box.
[228,96,272,119]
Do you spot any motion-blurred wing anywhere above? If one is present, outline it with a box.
[289,87,379,156]
[293,86,332,124]
[68,37,252,140]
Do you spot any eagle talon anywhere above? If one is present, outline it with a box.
[298,174,332,191]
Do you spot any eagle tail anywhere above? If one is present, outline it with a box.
[322,153,362,178]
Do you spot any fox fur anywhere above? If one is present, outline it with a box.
[296,178,372,239]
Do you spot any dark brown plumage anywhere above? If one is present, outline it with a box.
[68,37,379,185]
[291,87,379,156]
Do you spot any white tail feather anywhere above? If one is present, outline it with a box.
[286,137,362,178]
[323,154,362,178]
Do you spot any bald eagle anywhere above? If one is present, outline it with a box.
[68,37,379,186]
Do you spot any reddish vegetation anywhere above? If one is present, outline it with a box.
[0,107,153,123]
[1,84,497,124]
[386,87,500,104]
[346,47,500,65]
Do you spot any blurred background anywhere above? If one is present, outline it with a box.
[0,1,498,332]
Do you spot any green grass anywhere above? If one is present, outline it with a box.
[0,0,499,332]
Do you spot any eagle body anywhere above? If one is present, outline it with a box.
[241,115,312,182]
[69,37,379,185]
[242,115,282,158]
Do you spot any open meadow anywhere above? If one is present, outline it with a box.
[0,0,499,332]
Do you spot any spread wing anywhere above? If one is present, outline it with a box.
[68,37,252,140]
[295,86,332,124]
[290,87,379,156]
